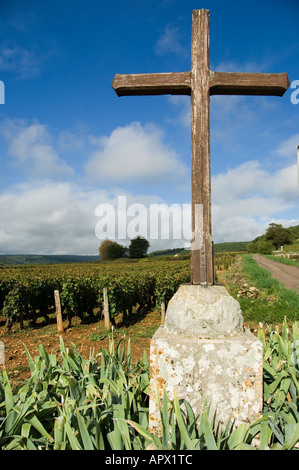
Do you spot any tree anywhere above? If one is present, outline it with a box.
[247,241,258,253]
[247,240,274,254]
[99,239,127,261]
[128,236,150,259]
[256,240,274,254]
[264,223,293,250]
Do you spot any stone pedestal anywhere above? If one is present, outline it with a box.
[149,284,263,434]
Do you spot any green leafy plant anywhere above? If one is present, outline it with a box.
[1,319,299,450]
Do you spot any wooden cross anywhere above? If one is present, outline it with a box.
[112,9,290,286]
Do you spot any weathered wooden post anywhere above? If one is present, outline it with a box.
[160,301,166,326]
[0,340,4,366]
[54,290,64,333]
[103,287,111,331]
[112,9,289,431]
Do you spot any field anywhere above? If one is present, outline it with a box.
[0,254,238,382]
[1,317,299,449]
[1,252,299,449]
[0,257,191,330]
[1,251,298,384]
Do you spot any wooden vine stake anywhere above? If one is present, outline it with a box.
[161,301,166,326]
[54,290,64,333]
[103,287,111,331]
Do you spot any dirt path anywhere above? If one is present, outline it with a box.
[252,254,299,294]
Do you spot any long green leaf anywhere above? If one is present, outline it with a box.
[227,423,251,450]
[259,419,273,450]
[23,344,36,374]
[173,394,195,450]
[65,420,82,450]
[76,410,94,450]
[27,414,53,442]
[2,369,14,415]
[54,416,66,450]
[125,419,159,448]
[161,388,171,448]
[283,423,299,450]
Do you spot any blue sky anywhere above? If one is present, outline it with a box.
[0,0,298,255]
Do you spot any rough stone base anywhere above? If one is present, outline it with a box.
[149,285,263,434]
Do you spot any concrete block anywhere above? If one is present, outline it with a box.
[149,285,263,434]
[165,284,244,338]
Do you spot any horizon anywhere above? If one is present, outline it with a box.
[0,0,299,256]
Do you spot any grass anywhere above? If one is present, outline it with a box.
[88,323,159,344]
[282,239,299,252]
[266,255,299,269]
[223,254,299,325]
[88,309,161,345]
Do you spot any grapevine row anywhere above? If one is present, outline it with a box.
[0,260,190,329]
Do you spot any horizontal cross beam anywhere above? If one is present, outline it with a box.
[209,71,290,96]
[112,71,290,97]
[112,72,191,96]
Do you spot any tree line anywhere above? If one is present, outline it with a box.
[247,223,294,254]
[99,236,150,261]
[99,223,297,260]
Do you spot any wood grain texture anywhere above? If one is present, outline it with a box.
[210,71,290,96]
[190,9,213,286]
[112,72,191,96]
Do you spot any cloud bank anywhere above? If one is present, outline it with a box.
[0,117,298,255]
[85,122,188,185]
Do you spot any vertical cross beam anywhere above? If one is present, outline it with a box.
[190,10,212,286]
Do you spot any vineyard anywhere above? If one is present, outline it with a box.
[0,259,189,330]
[1,253,299,450]
[0,254,237,331]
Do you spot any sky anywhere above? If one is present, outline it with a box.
[0,0,298,255]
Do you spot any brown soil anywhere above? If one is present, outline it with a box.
[252,254,299,294]
[0,309,161,386]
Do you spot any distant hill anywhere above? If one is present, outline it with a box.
[0,254,99,266]
[148,248,186,257]
[148,241,249,258]
[213,241,249,253]
[3,228,297,265]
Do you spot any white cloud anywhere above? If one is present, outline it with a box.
[167,96,190,128]
[212,160,298,204]
[0,155,298,255]
[1,119,73,179]
[273,134,299,159]
[0,115,298,255]
[212,161,267,202]
[0,41,44,79]
[85,122,188,185]
[0,181,188,255]
[155,25,187,57]
[0,181,105,255]
[211,160,299,242]
[211,60,270,74]
[271,164,298,200]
